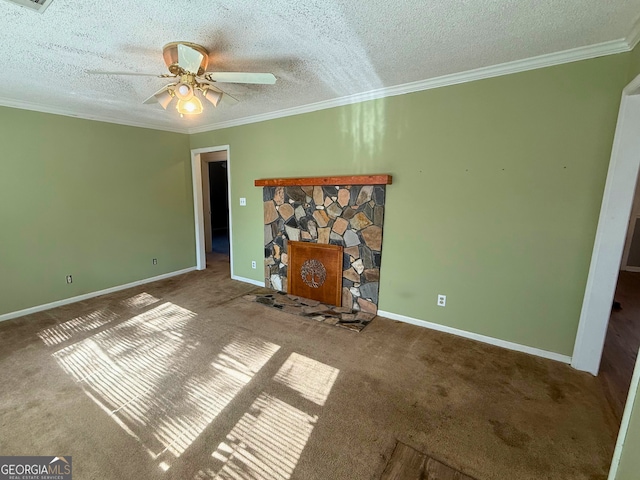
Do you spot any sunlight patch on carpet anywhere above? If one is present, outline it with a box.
[37,309,119,346]
[52,302,280,472]
[196,353,339,480]
[204,394,316,480]
[274,353,339,406]
[37,292,160,347]
[120,292,160,309]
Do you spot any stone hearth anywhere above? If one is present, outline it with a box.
[258,175,390,314]
[244,292,376,332]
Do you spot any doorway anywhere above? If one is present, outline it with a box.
[600,272,640,421]
[209,161,230,255]
[572,74,640,376]
[190,146,234,275]
[599,170,640,421]
[201,152,230,256]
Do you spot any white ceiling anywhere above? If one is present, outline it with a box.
[1,0,639,133]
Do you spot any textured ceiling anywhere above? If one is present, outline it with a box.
[1,0,639,133]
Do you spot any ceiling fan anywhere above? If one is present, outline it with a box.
[88,42,277,116]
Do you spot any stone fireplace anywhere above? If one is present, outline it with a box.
[257,175,392,314]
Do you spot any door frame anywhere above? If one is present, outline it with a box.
[191,145,233,273]
[572,74,640,375]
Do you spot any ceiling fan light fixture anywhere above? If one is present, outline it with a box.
[202,88,223,107]
[176,96,203,115]
[174,82,193,100]
[155,89,174,110]
[91,41,275,117]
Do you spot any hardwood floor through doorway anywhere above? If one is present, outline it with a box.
[600,271,640,420]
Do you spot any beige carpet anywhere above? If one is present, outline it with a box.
[0,254,618,480]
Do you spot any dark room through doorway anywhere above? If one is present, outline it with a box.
[201,151,230,258]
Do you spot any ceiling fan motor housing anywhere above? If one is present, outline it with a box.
[162,42,209,75]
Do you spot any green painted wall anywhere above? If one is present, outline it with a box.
[628,42,640,81]
[0,51,634,356]
[191,53,630,356]
[614,375,640,480]
[0,108,193,316]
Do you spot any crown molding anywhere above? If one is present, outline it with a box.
[0,96,189,134]
[188,38,630,134]
[1,34,635,136]
[627,19,640,50]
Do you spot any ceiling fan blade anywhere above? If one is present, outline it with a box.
[177,43,204,74]
[221,91,239,105]
[204,72,276,84]
[86,70,175,78]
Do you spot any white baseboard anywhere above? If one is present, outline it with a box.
[231,275,265,287]
[0,267,197,323]
[377,310,572,364]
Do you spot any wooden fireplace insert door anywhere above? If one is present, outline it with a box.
[287,241,343,307]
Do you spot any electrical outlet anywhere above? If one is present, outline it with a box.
[251,260,257,269]
[437,294,446,307]
[240,197,247,206]
[66,275,73,284]
[152,258,158,265]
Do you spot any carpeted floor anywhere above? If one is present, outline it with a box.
[0,254,619,480]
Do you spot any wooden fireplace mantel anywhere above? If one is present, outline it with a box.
[254,174,392,187]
